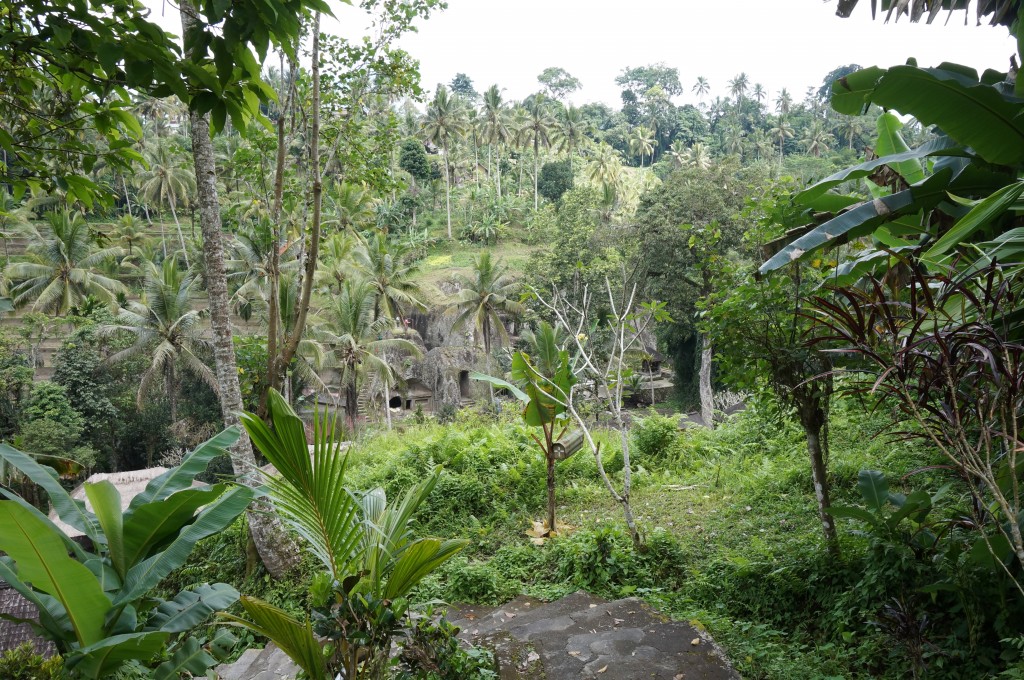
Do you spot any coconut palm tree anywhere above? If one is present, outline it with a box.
[629,126,655,167]
[554,105,589,166]
[100,258,215,422]
[752,83,767,105]
[0,189,34,259]
[114,214,148,257]
[722,125,746,158]
[587,143,623,193]
[728,72,749,104]
[519,93,555,210]
[318,279,421,431]
[481,84,511,197]
[314,231,360,296]
[802,122,834,157]
[136,141,195,266]
[770,118,795,161]
[450,251,524,357]
[7,211,126,314]
[353,230,427,321]
[692,76,710,102]
[323,181,377,234]
[226,217,300,318]
[838,116,866,149]
[683,143,713,170]
[422,85,467,239]
[775,88,793,117]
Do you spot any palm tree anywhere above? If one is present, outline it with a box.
[0,189,33,259]
[318,279,421,431]
[587,143,623,193]
[450,252,524,357]
[136,141,195,266]
[353,230,427,321]
[667,140,688,169]
[114,214,148,257]
[520,93,555,210]
[481,85,511,197]
[314,231,360,296]
[775,88,793,117]
[629,126,655,167]
[770,118,796,161]
[226,217,300,318]
[554,104,589,166]
[323,181,377,233]
[8,211,126,313]
[728,72,749,104]
[752,83,766,105]
[100,258,215,422]
[723,125,746,158]
[692,76,710,102]
[838,117,866,149]
[422,85,467,239]
[683,143,713,170]
[802,122,834,157]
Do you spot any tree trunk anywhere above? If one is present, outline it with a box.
[699,331,714,429]
[533,139,539,210]
[383,376,392,431]
[346,380,359,435]
[443,149,452,238]
[180,0,298,579]
[168,363,177,423]
[168,201,190,268]
[799,397,839,553]
[276,14,322,382]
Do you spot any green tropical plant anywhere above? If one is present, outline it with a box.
[760,61,1024,279]
[318,279,421,430]
[473,321,577,534]
[422,85,467,239]
[7,211,126,314]
[354,230,427,321]
[450,252,525,358]
[136,141,195,266]
[226,390,468,680]
[519,93,555,209]
[100,258,215,422]
[0,428,251,678]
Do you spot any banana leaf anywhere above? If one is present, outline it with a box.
[129,426,240,509]
[65,631,169,680]
[147,583,239,633]
[152,637,218,680]
[0,502,110,646]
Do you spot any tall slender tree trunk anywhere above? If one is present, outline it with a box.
[544,422,556,532]
[168,202,190,268]
[180,0,298,579]
[699,331,714,428]
[443,150,452,238]
[533,140,539,210]
[121,176,134,216]
[383,376,393,430]
[799,396,839,554]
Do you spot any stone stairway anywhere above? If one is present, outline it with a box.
[212,591,738,679]
[449,591,738,679]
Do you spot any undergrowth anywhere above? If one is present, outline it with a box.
[170,397,1023,679]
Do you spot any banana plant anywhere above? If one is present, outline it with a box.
[224,390,467,680]
[0,427,252,678]
[760,62,1024,279]
[472,323,577,535]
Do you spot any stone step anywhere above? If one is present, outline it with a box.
[456,593,739,680]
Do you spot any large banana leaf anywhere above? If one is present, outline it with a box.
[833,63,1024,166]
[0,502,110,646]
[221,597,327,680]
[129,426,240,509]
[152,637,218,680]
[85,481,126,577]
[241,390,363,580]
[0,557,73,643]
[147,583,239,633]
[794,135,962,204]
[114,485,254,605]
[65,631,169,680]
[121,485,224,568]
[874,112,924,186]
[0,487,88,559]
[923,180,1024,260]
[0,442,100,542]
[760,167,952,274]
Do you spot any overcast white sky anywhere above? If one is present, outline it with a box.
[148,0,1017,107]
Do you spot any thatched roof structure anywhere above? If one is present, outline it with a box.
[47,467,177,538]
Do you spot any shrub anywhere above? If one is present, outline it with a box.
[0,644,64,679]
[631,414,681,463]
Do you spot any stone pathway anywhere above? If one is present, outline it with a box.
[450,591,738,679]
[214,591,738,679]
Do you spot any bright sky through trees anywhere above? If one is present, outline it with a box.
[143,0,1015,106]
